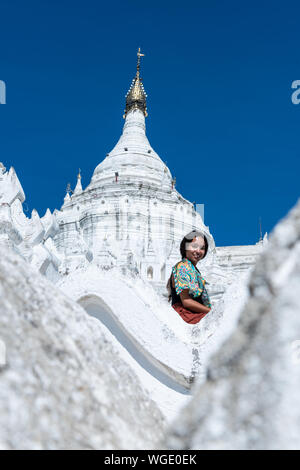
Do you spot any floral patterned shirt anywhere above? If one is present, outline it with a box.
[172,257,211,308]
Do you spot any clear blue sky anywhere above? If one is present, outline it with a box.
[1,0,299,246]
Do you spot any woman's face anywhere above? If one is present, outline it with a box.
[185,236,206,266]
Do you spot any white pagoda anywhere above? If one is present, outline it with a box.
[54,49,221,297]
[0,50,268,416]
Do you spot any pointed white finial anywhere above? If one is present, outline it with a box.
[74,169,82,194]
[66,183,72,195]
[0,162,6,174]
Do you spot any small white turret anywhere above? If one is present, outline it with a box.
[73,169,82,195]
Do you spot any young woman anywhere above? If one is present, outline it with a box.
[167,230,211,324]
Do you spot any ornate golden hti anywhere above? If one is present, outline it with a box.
[124,48,148,118]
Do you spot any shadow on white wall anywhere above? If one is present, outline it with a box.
[78,294,190,395]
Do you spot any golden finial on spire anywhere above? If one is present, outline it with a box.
[123,48,148,118]
[78,168,81,180]
[137,47,145,74]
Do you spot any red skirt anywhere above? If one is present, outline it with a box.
[172,302,208,324]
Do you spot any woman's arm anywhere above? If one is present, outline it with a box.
[179,290,211,314]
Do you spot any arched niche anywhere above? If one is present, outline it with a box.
[147,266,153,280]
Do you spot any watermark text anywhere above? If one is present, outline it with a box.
[291,80,300,105]
[0,80,6,104]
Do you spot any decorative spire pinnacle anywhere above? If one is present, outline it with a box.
[0,162,6,175]
[137,47,145,73]
[123,48,148,119]
[64,183,72,203]
[74,169,83,194]
[66,183,72,195]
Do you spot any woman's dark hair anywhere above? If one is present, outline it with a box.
[180,230,209,259]
[166,230,209,302]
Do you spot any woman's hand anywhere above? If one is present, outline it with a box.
[179,290,211,314]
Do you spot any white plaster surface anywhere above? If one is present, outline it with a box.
[164,200,300,450]
[0,245,164,450]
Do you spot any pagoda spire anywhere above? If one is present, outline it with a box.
[123,48,148,118]
[74,168,82,194]
[64,183,72,203]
